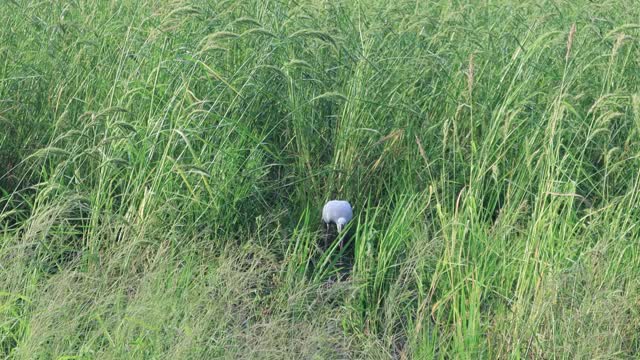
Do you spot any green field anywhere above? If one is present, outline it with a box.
[2,0,640,358]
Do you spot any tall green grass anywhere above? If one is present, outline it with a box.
[2,0,640,358]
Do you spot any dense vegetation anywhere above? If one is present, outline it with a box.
[2,0,640,358]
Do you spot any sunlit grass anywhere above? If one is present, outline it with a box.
[2,0,640,358]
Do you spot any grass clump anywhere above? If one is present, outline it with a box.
[2,0,640,358]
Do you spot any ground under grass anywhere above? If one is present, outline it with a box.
[2,0,640,358]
